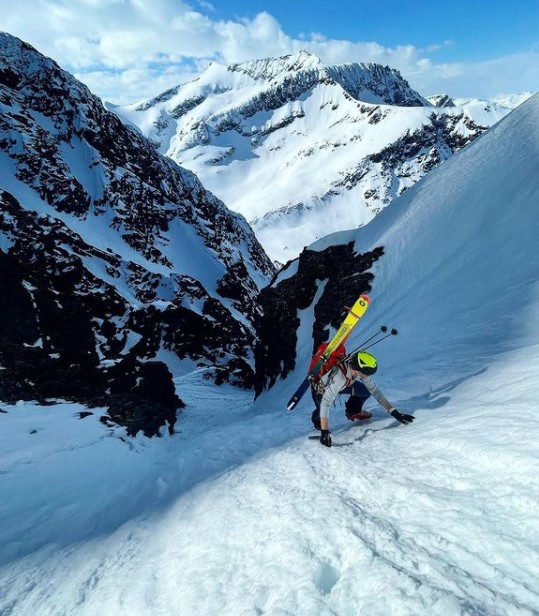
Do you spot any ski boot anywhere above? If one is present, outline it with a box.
[346,410,372,421]
[345,396,372,421]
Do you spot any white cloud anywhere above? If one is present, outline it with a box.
[0,0,537,103]
[195,0,215,12]
[414,51,539,99]
[74,64,198,103]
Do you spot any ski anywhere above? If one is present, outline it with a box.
[286,293,370,411]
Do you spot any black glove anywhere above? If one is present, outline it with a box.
[320,430,332,448]
[390,409,415,424]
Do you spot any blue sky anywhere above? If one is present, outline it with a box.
[1,0,538,103]
[217,1,539,61]
[217,0,539,62]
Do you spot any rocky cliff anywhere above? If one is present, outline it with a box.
[0,34,274,435]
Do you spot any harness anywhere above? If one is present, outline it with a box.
[312,361,351,396]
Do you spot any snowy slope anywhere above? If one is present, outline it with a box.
[303,93,539,391]
[113,51,527,262]
[0,88,538,616]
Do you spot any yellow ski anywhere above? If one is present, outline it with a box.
[286,294,371,411]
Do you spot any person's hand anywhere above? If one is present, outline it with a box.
[320,430,332,447]
[390,409,415,424]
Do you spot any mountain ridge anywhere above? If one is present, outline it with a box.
[114,51,526,262]
[0,33,274,435]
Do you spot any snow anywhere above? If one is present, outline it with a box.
[1,96,539,616]
[113,54,532,264]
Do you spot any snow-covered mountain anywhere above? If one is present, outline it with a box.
[256,92,539,403]
[1,92,537,615]
[0,34,274,435]
[113,51,527,262]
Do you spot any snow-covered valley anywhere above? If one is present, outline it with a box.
[1,354,538,615]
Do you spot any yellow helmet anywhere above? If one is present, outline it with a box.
[351,351,378,375]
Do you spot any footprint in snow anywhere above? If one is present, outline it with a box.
[314,561,340,595]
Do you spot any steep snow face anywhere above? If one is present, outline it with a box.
[113,51,524,262]
[0,33,274,432]
[258,93,539,401]
[331,93,539,387]
[242,95,539,614]
[0,96,538,615]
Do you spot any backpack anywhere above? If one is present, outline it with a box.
[309,342,347,381]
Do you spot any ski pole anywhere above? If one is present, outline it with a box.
[346,326,398,358]
[357,325,389,348]
[363,328,398,350]
[318,325,398,380]
[346,325,388,357]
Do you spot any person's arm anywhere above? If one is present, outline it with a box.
[360,376,415,424]
[319,368,346,431]
[360,376,393,410]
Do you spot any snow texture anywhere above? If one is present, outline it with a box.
[1,88,538,615]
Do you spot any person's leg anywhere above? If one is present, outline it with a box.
[345,382,372,420]
[310,387,322,430]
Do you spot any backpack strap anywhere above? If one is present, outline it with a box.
[324,361,350,386]
[337,361,353,387]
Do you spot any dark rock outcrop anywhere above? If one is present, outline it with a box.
[0,34,274,435]
[0,192,183,436]
[254,242,384,395]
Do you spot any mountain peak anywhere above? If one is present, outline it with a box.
[0,33,54,79]
[228,50,322,80]
[427,93,455,107]
[0,32,275,433]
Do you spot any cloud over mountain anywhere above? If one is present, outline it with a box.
[2,1,537,102]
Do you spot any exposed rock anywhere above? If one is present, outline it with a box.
[0,34,274,435]
[427,94,456,108]
[254,242,384,395]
